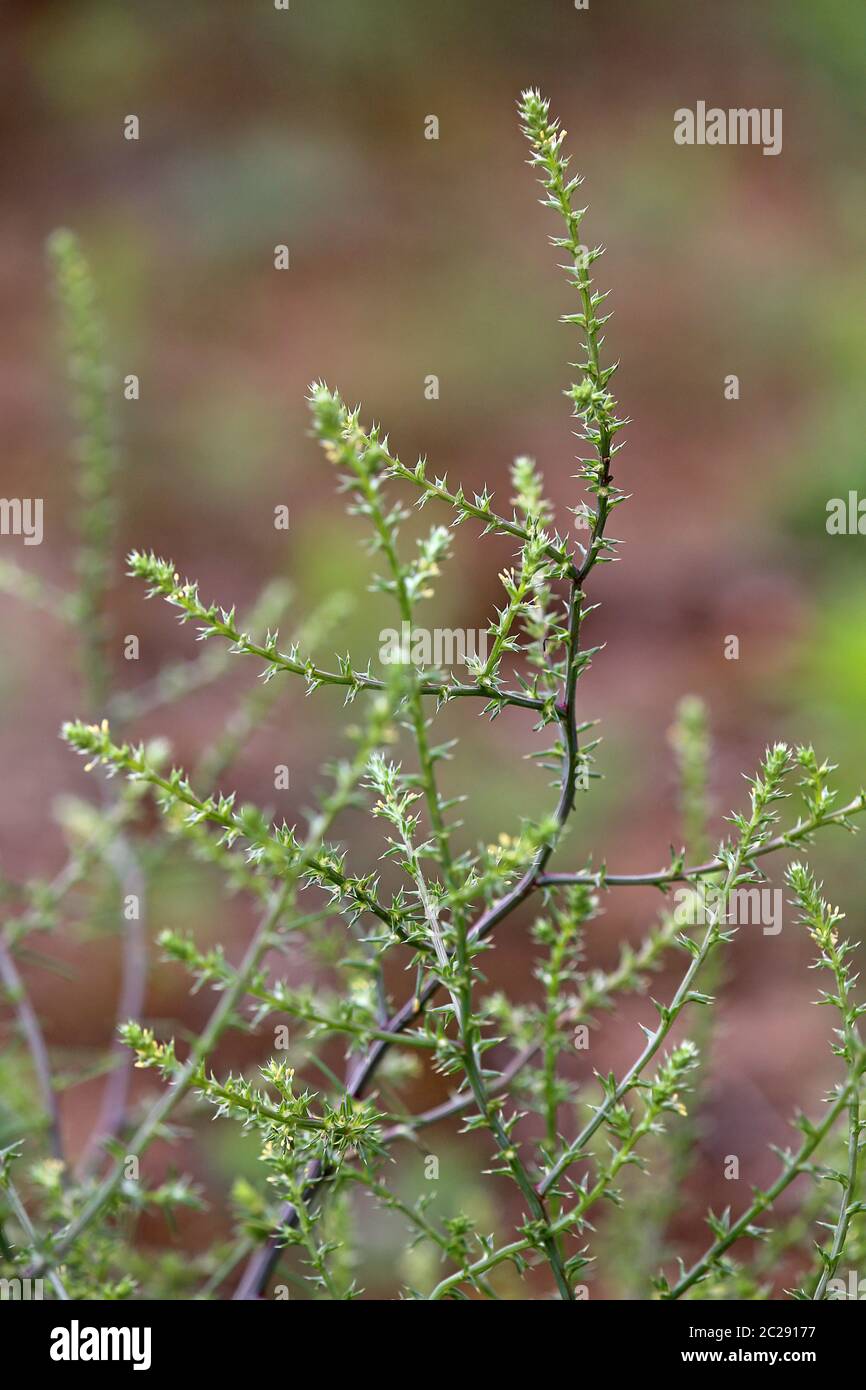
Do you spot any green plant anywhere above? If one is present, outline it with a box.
[1,91,864,1302]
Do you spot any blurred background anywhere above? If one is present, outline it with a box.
[1,0,864,1297]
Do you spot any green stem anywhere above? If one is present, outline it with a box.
[539,757,788,1200]
[666,1061,864,1300]
[29,884,292,1279]
[33,707,386,1282]
[4,1180,69,1300]
[538,794,866,889]
[814,1085,861,1299]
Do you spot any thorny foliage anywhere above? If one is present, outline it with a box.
[1,93,864,1302]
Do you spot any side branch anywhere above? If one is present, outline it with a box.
[127,551,558,717]
[538,793,866,889]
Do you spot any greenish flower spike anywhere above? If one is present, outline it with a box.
[47,229,119,705]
